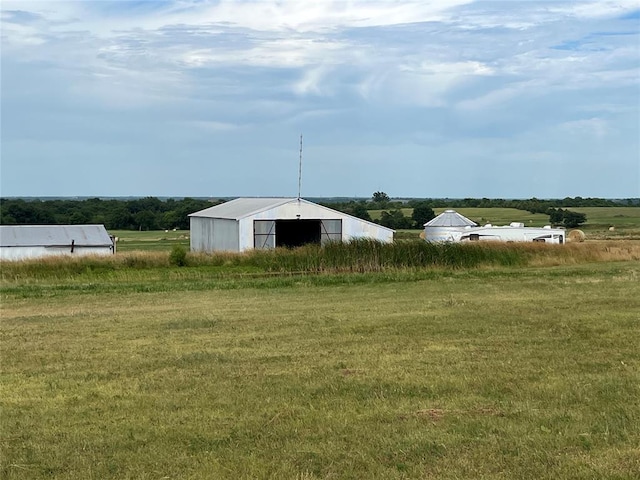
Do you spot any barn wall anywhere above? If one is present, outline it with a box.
[238,218,255,251]
[0,246,113,261]
[341,217,394,243]
[190,217,239,252]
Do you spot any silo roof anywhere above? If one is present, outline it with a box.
[424,210,477,227]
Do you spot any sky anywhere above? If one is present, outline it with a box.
[1,0,639,199]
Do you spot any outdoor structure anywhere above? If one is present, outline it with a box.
[423,209,478,242]
[423,210,566,244]
[0,225,115,261]
[189,197,394,253]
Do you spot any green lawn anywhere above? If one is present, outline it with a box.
[110,229,190,252]
[566,207,640,228]
[2,258,639,479]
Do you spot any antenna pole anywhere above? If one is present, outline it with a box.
[297,134,303,200]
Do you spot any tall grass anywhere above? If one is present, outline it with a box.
[2,240,639,283]
[247,239,526,273]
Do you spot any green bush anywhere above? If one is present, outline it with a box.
[169,245,188,267]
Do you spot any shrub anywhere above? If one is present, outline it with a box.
[169,245,188,267]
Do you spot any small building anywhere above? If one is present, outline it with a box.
[423,210,478,242]
[423,210,565,244]
[189,197,394,253]
[0,225,115,261]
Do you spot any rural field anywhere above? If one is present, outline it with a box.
[373,207,640,241]
[2,236,640,479]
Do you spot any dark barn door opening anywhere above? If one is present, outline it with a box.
[276,220,321,248]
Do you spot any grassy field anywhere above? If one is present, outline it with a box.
[111,229,190,252]
[106,207,640,252]
[370,207,640,240]
[2,243,640,479]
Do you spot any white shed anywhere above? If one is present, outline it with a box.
[0,225,115,261]
[189,197,394,253]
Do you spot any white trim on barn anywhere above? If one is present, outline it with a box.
[189,197,394,252]
[0,225,115,261]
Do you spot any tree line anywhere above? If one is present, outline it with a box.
[1,195,634,231]
[0,197,218,230]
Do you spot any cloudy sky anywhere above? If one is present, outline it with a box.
[1,1,639,199]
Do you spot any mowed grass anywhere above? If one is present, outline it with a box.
[111,230,190,252]
[568,207,640,229]
[2,256,639,479]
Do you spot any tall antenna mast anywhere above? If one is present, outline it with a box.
[297,134,303,200]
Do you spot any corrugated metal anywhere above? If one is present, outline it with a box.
[0,225,113,247]
[189,198,293,220]
[424,210,477,227]
[190,217,239,252]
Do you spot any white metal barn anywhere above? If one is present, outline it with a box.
[0,225,115,261]
[189,197,394,253]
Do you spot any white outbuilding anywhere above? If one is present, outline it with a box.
[423,210,478,242]
[189,197,394,253]
[0,225,115,261]
[423,210,566,244]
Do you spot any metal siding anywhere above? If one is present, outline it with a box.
[190,217,240,252]
[238,218,255,251]
[0,245,113,261]
[341,216,394,242]
[213,219,240,251]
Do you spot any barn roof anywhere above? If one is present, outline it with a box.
[0,225,113,247]
[189,197,293,220]
[189,197,394,232]
[424,210,477,227]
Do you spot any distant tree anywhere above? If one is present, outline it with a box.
[161,211,180,230]
[372,191,390,205]
[107,205,134,229]
[562,210,587,229]
[548,208,586,228]
[547,208,565,226]
[411,203,435,229]
[350,203,372,222]
[134,210,159,231]
[378,209,412,229]
[69,210,91,224]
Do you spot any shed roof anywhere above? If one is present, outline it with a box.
[0,225,113,247]
[424,210,477,227]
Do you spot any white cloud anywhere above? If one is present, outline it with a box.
[1,1,638,197]
[560,118,611,139]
